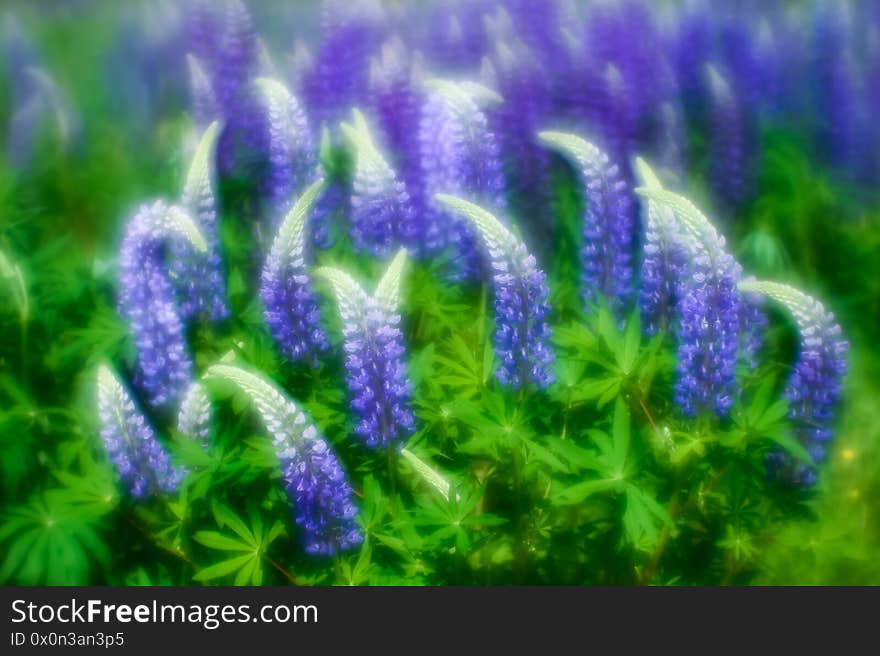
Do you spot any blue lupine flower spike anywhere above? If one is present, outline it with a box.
[97,365,186,498]
[435,194,555,389]
[340,108,416,257]
[204,364,362,555]
[260,179,330,366]
[119,201,206,411]
[634,187,744,419]
[177,380,212,450]
[539,131,636,317]
[738,280,849,487]
[172,121,230,323]
[255,77,316,226]
[315,249,416,449]
[633,157,688,336]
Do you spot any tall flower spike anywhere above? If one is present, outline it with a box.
[97,365,186,498]
[487,39,553,256]
[204,364,362,555]
[436,195,555,389]
[369,37,426,249]
[119,201,206,411]
[341,109,416,257]
[738,281,849,487]
[255,77,316,225]
[634,158,689,336]
[635,187,743,418]
[419,80,506,279]
[260,179,330,365]
[539,131,635,316]
[187,54,219,133]
[177,381,212,449]
[172,121,229,323]
[706,65,750,214]
[315,249,416,449]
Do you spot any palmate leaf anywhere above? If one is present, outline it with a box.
[193,504,285,586]
[623,484,672,553]
[0,492,109,584]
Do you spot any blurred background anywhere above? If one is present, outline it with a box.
[0,0,878,584]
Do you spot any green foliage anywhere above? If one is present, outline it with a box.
[1,15,879,586]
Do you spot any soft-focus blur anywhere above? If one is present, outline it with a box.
[0,0,878,585]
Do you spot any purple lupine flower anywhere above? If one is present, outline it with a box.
[119,201,206,412]
[656,101,688,183]
[317,250,416,449]
[812,2,860,174]
[3,16,80,172]
[634,158,688,336]
[342,109,416,257]
[636,187,743,418]
[739,281,849,487]
[177,381,212,449]
[310,176,346,250]
[205,364,362,554]
[187,54,219,133]
[255,77,316,225]
[97,365,186,498]
[539,132,635,316]
[206,0,268,179]
[301,0,381,131]
[369,37,427,249]
[171,122,230,323]
[591,63,640,174]
[420,81,506,279]
[486,39,553,252]
[583,0,662,129]
[437,195,555,388]
[738,279,767,370]
[706,65,752,214]
[260,180,329,365]
[421,0,491,72]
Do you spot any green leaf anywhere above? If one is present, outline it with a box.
[193,531,251,552]
[193,553,255,582]
[611,397,631,472]
[553,478,619,505]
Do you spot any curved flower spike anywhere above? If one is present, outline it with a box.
[255,77,316,224]
[260,179,330,365]
[203,364,362,555]
[738,280,849,486]
[633,158,688,336]
[633,186,744,418]
[436,194,555,389]
[420,80,507,278]
[315,249,416,449]
[173,121,229,323]
[97,365,186,498]
[539,131,635,316]
[177,380,212,449]
[119,201,206,411]
[187,54,219,133]
[341,108,416,256]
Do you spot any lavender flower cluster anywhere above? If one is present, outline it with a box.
[86,0,858,553]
